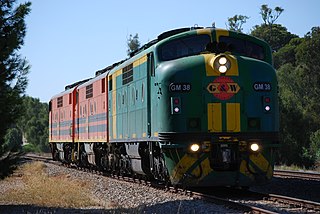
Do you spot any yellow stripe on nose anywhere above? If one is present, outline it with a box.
[226,103,241,132]
[208,103,222,132]
[215,29,229,42]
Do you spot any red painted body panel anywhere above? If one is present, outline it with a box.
[49,88,77,143]
[76,74,108,142]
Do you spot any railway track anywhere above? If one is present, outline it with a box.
[24,154,320,213]
[265,193,320,212]
[274,169,320,180]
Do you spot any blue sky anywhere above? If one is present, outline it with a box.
[19,0,320,102]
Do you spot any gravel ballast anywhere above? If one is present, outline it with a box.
[0,161,236,213]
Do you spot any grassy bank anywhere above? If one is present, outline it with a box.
[0,161,99,208]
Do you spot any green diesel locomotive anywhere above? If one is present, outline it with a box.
[49,27,279,188]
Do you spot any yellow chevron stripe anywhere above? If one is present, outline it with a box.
[249,153,273,179]
[239,160,255,180]
[226,103,241,132]
[171,154,213,184]
[250,153,269,172]
[208,103,222,132]
[192,157,213,180]
[171,153,198,183]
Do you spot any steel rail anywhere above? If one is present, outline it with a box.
[274,169,320,180]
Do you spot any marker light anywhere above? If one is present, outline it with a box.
[250,143,260,152]
[190,144,200,152]
[174,98,180,105]
[171,97,181,114]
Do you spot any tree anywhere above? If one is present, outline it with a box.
[294,27,320,123]
[273,37,302,69]
[127,33,140,56]
[0,0,31,154]
[251,24,297,52]
[260,4,284,25]
[226,15,249,33]
[17,97,49,152]
[251,5,297,52]
[277,64,311,165]
[2,127,22,152]
[276,27,320,167]
[308,130,320,162]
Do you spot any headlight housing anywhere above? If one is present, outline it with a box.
[214,55,231,74]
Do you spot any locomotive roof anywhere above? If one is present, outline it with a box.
[77,70,109,89]
[94,27,204,77]
[50,78,92,100]
[50,86,76,100]
[102,27,271,77]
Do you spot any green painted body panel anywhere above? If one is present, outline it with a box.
[155,56,278,134]
[155,56,206,133]
[108,60,149,141]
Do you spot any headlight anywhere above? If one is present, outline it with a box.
[190,143,200,152]
[219,65,228,73]
[214,56,231,74]
[250,143,260,152]
[218,57,227,65]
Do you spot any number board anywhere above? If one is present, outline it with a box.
[253,82,272,91]
[169,83,191,92]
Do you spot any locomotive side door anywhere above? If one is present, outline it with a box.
[147,52,155,137]
[123,85,129,139]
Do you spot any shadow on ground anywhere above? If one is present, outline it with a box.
[0,199,227,214]
[0,152,23,179]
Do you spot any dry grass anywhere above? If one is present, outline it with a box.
[275,164,305,171]
[0,161,99,208]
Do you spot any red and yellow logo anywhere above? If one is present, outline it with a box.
[207,76,240,100]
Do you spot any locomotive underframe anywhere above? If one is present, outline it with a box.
[50,141,169,182]
[50,129,278,187]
